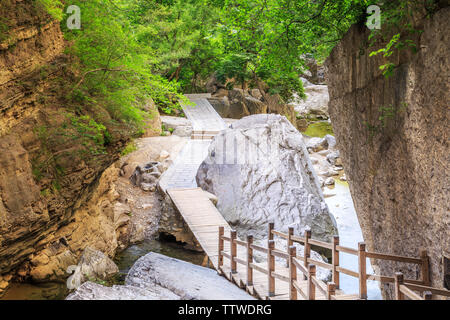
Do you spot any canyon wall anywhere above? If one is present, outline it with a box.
[325,7,449,297]
[0,0,145,294]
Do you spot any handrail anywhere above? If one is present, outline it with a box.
[217,224,436,300]
[307,257,333,270]
[271,230,288,239]
[366,252,423,264]
[311,275,328,296]
[250,244,268,253]
[402,283,450,297]
[309,239,333,249]
[336,245,358,255]
[234,239,247,247]
[399,284,423,300]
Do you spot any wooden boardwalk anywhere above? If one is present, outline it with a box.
[166,188,231,270]
[158,95,448,300]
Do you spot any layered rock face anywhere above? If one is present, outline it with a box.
[196,114,338,241]
[325,7,449,296]
[0,1,160,295]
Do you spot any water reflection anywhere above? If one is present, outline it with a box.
[324,180,382,300]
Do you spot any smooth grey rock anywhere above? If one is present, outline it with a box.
[173,126,193,137]
[66,281,180,300]
[292,78,329,119]
[67,247,119,290]
[196,114,338,241]
[125,253,255,300]
[161,116,191,130]
[326,151,340,166]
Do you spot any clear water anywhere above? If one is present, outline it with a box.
[324,180,382,300]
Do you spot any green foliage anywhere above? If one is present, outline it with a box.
[0,18,9,42]
[34,0,64,20]
[121,141,138,156]
[61,0,183,130]
[367,0,441,78]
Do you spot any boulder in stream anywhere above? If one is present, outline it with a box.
[196,114,338,241]
[67,252,255,300]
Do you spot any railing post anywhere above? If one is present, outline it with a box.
[307,264,316,300]
[327,282,336,300]
[423,291,432,300]
[267,239,275,297]
[231,230,237,274]
[289,246,297,300]
[358,242,367,299]
[247,235,253,286]
[268,222,274,241]
[218,226,224,271]
[394,272,404,300]
[420,249,430,286]
[332,235,340,289]
[286,227,294,267]
[304,229,311,280]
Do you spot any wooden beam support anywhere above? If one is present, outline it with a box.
[394,272,404,300]
[289,246,297,300]
[420,249,430,286]
[218,226,224,270]
[304,229,311,280]
[268,222,274,241]
[358,242,367,299]
[231,230,237,274]
[327,282,336,300]
[307,264,316,300]
[332,235,340,289]
[247,235,254,286]
[286,227,294,268]
[268,240,275,297]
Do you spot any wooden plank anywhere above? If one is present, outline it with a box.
[336,245,358,255]
[307,258,333,270]
[250,244,268,253]
[399,284,423,300]
[272,230,288,239]
[336,266,359,278]
[403,283,450,297]
[366,251,422,264]
[309,239,333,249]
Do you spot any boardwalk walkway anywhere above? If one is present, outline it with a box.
[157,95,444,301]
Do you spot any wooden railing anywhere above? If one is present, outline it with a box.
[217,223,448,300]
[394,272,450,300]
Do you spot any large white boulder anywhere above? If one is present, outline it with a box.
[126,253,255,300]
[196,114,338,241]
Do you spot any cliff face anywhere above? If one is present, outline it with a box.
[325,7,449,297]
[0,1,137,294]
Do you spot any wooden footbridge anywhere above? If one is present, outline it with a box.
[158,95,450,300]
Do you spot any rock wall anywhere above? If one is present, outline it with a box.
[325,7,449,297]
[0,0,159,295]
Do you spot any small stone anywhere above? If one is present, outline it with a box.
[159,150,170,161]
[340,175,347,181]
[325,177,335,186]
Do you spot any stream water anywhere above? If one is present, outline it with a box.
[324,179,382,300]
